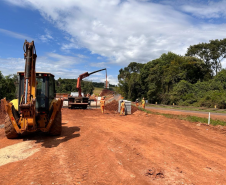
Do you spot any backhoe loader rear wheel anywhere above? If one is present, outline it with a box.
[49,111,62,136]
[5,114,18,139]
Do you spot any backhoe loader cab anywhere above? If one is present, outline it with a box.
[17,72,55,112]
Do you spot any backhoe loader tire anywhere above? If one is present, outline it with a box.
[49,111,62,136]
[5,114,18,139]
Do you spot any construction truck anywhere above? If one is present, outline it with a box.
[68,68,107,109]
[1,40,62,139]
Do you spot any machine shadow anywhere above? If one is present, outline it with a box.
[22,124,80,148]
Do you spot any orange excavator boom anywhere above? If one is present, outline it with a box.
[76,68,107,97]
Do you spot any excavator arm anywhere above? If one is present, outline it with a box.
[18,40,37,130]
[76,68,106,97]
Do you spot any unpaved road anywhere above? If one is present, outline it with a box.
[145,106,226,121]
[0,108,226,185]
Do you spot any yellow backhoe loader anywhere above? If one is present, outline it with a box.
[1,40,62,139]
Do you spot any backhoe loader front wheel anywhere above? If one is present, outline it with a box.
[5,114,18,139]
[49,111,62,136]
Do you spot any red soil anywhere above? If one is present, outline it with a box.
[0,108,225,184]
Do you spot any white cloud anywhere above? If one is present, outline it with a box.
[0,52,119,84]
[89,62,106,68]
[61,42,79,50]
[4,0,226,67]
[181,0,226,19]
[76,54,88,59]
[0,53,82,79]
[86,73,118,85]
[39,29,53,42]
[0,57,25,76]
[0,28,33,41]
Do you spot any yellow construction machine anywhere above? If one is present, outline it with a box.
[1,40,63,139]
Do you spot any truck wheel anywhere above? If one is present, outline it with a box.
[49,111,62,136]
[5,114,18,139]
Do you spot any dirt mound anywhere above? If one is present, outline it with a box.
[131,105,139,114]
[105,100,138,114]
[105,100,118,112]
[0,106,5,126]
[99,89,114,96]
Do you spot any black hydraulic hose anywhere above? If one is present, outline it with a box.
[89,68,106,75]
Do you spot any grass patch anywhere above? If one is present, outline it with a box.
[146,104,226,114]
[93,87,103,96]
[137,107,226,126]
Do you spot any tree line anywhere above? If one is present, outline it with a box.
[0,72,115,101]
[55,78,95,95]
[55,78,115,94]
[0,72,17,100]
[118,38,226,108]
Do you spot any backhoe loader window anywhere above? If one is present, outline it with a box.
[36,77,46,108]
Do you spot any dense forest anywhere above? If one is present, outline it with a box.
[118,38,226,108]
[0,73,115,100]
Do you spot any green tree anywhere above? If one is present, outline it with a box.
[186,38,226,75]
[118,62,144,100]
[0,72,17,100]
[81,81,94,95]
[140,52,211,104]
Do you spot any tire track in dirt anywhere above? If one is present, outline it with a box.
[75,117,120,184]
[0,108,225,184]
[84,114,170,184]
[98,116,183,184]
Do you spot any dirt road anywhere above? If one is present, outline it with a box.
[145,106,226,121]
[0,108,226,185]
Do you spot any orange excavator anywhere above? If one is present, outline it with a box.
[68,68,107,109]
[1,40,63,138]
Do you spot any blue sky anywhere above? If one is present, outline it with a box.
[0,0,226,85]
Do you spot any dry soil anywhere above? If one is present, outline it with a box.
[0,108,225,185]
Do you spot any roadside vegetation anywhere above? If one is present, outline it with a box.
[118,38,226,109]
[55,78,95,95]
[0,72,116,101]
[93,87,103,96]
[0,72,17,100]
[137,107,226,126]
[145,104,226,114]
[55,78,115,95]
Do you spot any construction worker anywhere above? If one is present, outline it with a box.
[135,99,139,107]
[142,97,146,109]
[120,100,126,116]
[100,96,105,113]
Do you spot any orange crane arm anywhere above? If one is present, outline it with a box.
[76,68,106,97]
